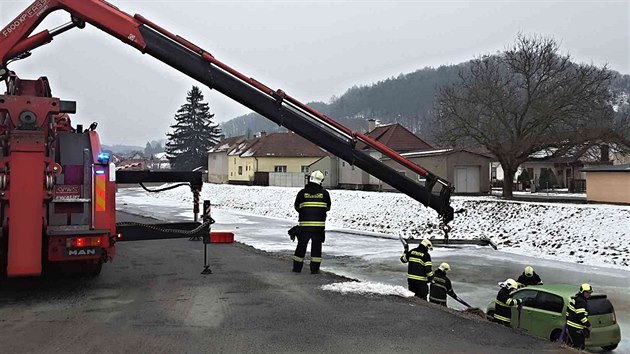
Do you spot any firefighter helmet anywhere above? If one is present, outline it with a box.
[309,170,325,185]
[439,262,450,272]
[579,283,593,294]
[504,278,518,290]
[420,238,433,251]
[524,266,534,277]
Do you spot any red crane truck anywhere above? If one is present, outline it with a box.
[0,0,458,279]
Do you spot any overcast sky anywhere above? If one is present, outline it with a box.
[1,0,628,146]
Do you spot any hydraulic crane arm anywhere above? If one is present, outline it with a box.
[0,0,454,224]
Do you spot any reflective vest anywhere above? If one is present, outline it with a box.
[294,182,331,234]
[430,269,455,304]
[566,295,591,330]
[400,245,433,282]
[494,287,519,324]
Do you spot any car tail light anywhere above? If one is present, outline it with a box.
[66,236,101,248]
[612,310,616,324]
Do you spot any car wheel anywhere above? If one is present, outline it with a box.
[550,329,562,342]
[601,344,618,351]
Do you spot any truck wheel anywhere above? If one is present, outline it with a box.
[602,344,618,351]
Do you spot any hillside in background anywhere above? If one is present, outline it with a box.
[220,62,630,143]
[219,64,465,140]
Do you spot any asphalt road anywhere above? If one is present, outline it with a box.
[0,212,571,353]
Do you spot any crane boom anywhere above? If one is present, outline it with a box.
[0,0,454,224]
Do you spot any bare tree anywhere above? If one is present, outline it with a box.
[434,35,626,197]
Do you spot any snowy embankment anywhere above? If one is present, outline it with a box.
[123,183,630,270]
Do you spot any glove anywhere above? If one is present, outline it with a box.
[288,225,299,242]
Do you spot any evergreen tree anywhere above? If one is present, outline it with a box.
[165,86,222,170]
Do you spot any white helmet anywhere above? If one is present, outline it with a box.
[420,238,433,251]
[309,170,325,185]
[503,278,518,290]
[439,262,450,272]
[524,266,534,277]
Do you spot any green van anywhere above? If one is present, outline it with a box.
[486,284,621,351]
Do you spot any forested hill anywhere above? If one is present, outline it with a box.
[219,63,629,141]
[219,64,466,139]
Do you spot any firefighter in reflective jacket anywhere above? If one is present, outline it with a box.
[293,170,331,274]
[516,266,543,287]
[565,283,593,350]
[494,278,522,327]
[400,238,433,300]
[429,262,459,306]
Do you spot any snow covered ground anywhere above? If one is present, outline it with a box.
[119,183,630,270]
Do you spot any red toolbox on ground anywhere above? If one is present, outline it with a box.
[210,231,234,243]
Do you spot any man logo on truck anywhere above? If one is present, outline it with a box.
[67,248,97,256]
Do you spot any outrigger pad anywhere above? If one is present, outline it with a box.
[116,222,209,242]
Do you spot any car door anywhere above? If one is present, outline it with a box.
[525,291,565,340]
[510,289,538,330]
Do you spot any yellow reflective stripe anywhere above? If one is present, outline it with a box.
[496,300,516,307]
[425,261,432,266]
[427,271,434,277]
[574,308,587,314]
[432,283,447,289]
[95,175,106,212]
[429,296,446,303]
[293,256,303,262]
[407,274,428,281]
[299,221,325,227]
[433,277,446,284]
[299,202,328,208]
[409,258,426,265]
[494,314,511,322]
[580,317,589,323]
[311,257,322,263]
[568,304,577,312]
[401,254,407,261]
[567,320,586,329]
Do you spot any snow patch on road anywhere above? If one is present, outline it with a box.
[322,281,414,297]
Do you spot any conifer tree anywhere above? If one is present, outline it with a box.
[165,86,222,170]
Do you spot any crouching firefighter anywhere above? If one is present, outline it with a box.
[292,171,331,274]
[565,283,593,350]
[400,238,434,300]
[494,278,522,327]
[429,262,459,306]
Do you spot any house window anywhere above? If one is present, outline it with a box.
[234,158,236,164]
[301,165,309,173]
[238,166,243,175]
[342,162,345,167]
[274,165,287,173]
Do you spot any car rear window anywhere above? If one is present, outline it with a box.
[588,296,614,315]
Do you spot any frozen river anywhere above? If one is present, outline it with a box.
[209,209,629,353]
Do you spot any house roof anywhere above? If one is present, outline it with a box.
[358,124,433,152]
[237,132,328,158]
[581,164,630,172]
[208,136,246,153]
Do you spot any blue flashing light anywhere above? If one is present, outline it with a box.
[97,152,110,164]
[95,170,105,175]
